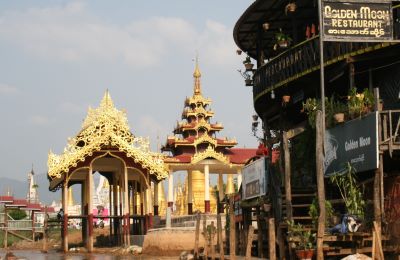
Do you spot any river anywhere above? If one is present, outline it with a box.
[0,250,179,260]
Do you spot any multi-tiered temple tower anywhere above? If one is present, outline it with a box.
[162,59,257,214]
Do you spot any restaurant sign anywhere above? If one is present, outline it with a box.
[242,157,267,200]
[324,112,379,176]
[322,0,393,42]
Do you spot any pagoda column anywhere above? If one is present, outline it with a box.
[218,173,224,214]
[168,171,174,210]
[154,181,159,216]
[226,174,235,195]
[86,168,94,252]
[237,168,242,189]
[140,184,144,215]
[204,165,210,213]
[187,171,193,215]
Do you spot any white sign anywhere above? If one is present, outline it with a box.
[242,158,267,200]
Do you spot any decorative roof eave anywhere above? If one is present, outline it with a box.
[193,135,217,147]
[185,96,212,106]
[48,134,168,181]
[191,145,230,165]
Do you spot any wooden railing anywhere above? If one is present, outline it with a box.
[379,110,400,155]
[253,36,397,102]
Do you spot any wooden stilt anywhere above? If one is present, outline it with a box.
[269,218,276,260]
[316,111,325,260]
[283,131,293,222]
[194,212,200,259]
[87,169,93,252]
[256,208,263,257]
[62,182,68,252]
[229,195,236,260]
[42,207,48,253]
[217,213,224,260]
[4,207,8,249]
[210,221,216,260]
[203,214,208,259]
[245,225,254,260]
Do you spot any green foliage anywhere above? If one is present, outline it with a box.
[286,220,315,250]
[347,87,375,119]
[32,184,39,189]
[243,56,251,64]
[329,163,365,218]
[308,198,334,228]
[303,96,348,128]
[8,209,27,220]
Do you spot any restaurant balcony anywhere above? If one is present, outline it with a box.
[252,36,398,104]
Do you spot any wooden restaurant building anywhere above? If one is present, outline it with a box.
[234,0,400,258]
[47,91,168,252]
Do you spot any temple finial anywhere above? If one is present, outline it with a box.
[100,89,114,108]
[193,52,201,95]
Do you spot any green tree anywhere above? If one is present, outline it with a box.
[9,209,27,220]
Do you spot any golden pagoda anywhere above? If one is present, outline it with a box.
[162,56,255,214]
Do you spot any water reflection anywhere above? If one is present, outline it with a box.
[0,250,177,260]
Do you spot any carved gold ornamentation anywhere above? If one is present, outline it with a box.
[191,145,230,164]
[193,135,217,147]
[48,91,168,180]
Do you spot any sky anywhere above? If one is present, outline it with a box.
[0,0,258,182]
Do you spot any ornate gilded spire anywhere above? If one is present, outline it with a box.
[100,89,114,108]
[193,55,201,95]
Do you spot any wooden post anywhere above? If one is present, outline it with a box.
[194,213,200,259]
[217,213,225,260]
[4,207,7,249]
[62,182,68,252]
[42,207,48,253]
[283,131,293,221]
[256,208,263,258]
[211,221,216,260]
[373,221,384,259]
[316,111,326,260]
[269,218,276,260]
[203,214,208,259]
[245,225,254,260]
[31,211,35,241]
[87,170,93,252]
[229,195,236,260]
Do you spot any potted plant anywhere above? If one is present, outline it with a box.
[329,163,366,219]
[243,56,254,71]
[287,220,315,260]
[347,87,375,119]
[285,2,297,14]
[332,100,347,123]
[282,95,291,103]
[302,98,319,128]
[308,198,335,229]
[274,29,292,50]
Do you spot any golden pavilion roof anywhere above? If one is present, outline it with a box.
[48,90,168,180]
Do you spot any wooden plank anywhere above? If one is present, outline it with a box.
[283,131,293,222]
[203,214,208,259]
[8,231,33,242]
[245,225,254,260]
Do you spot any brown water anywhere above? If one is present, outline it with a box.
[0,250,178,260]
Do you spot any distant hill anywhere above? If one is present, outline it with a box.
[0,173,60,205]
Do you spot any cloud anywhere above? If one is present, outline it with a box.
[0,2,237,68]
[0,83,19,95]
[28,115,51,126]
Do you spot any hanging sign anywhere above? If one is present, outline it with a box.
[324,112,379,176]
[242,157,267,200]
[322,0,393,42]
